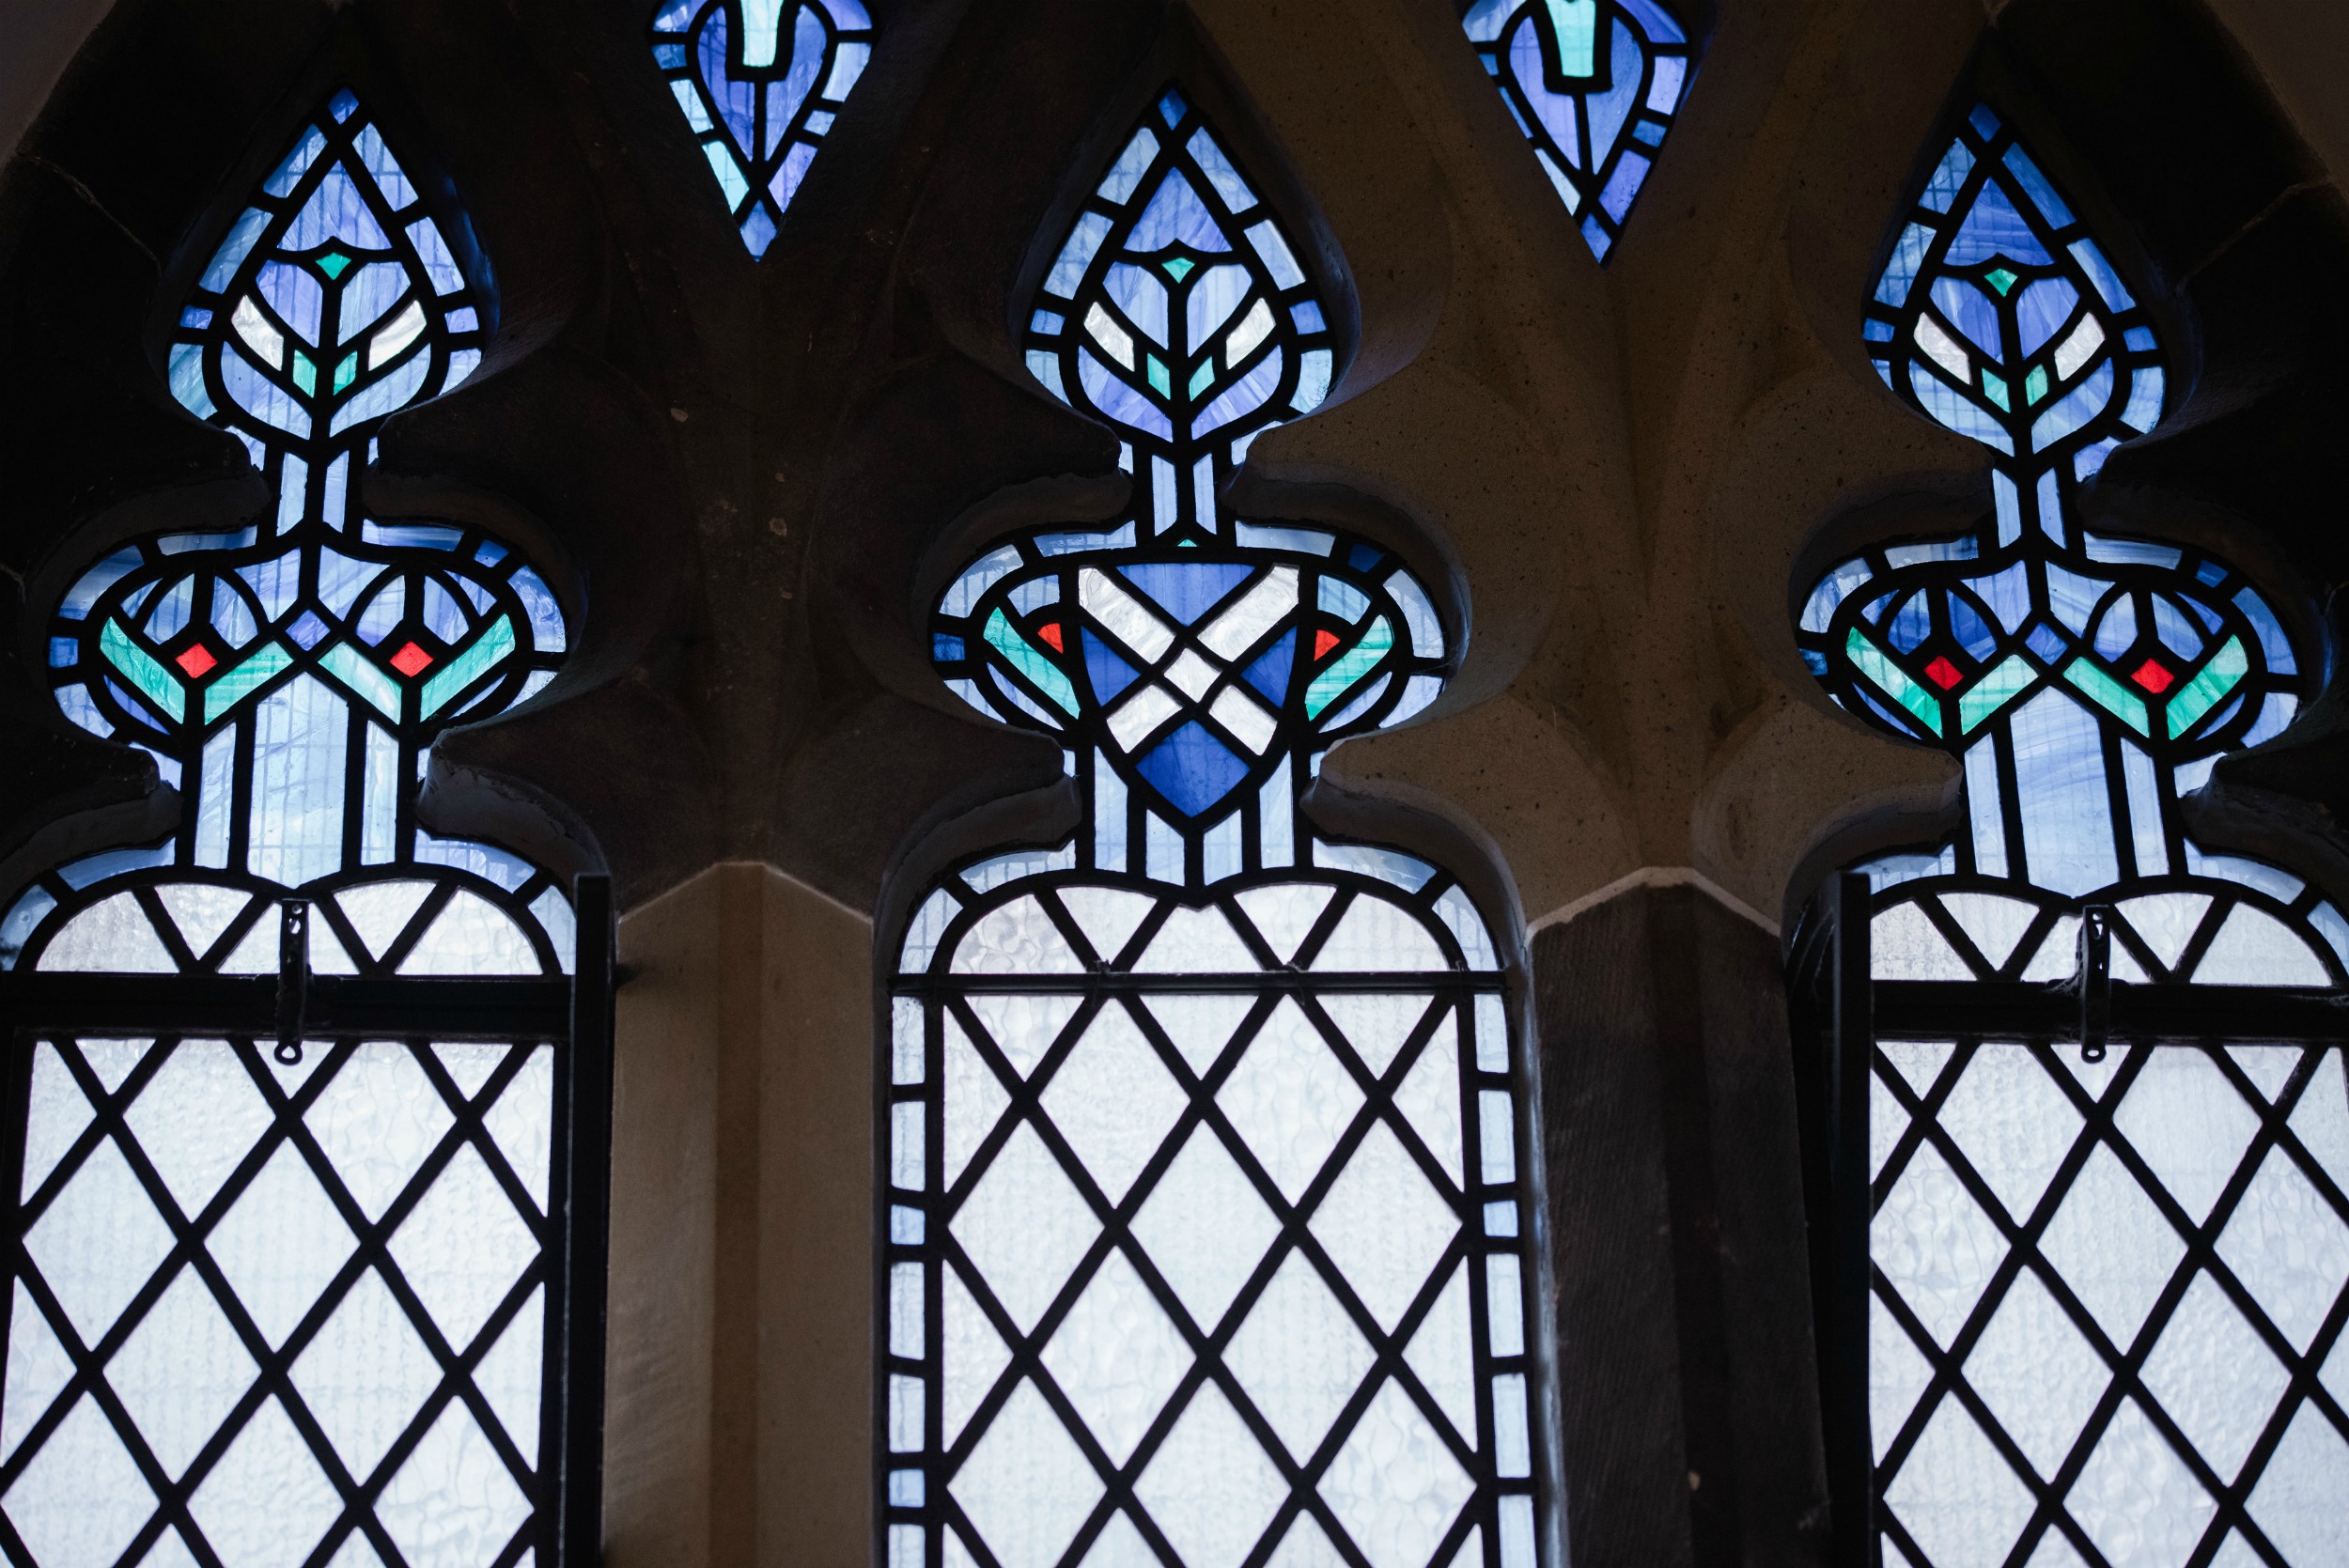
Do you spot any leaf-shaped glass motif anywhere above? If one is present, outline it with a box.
[4,89,574,981]
[1810,112,2349,1568]
[1457,0,1695,260]
[887,85,1541,1568]
[648,0,874,256]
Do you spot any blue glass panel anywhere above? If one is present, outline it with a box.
[1081,629,1140,704]
[1134,721,1249,815]
[1130,172,1231,253]
[2000,145,2076,227]
[1118,562,1252,624]
[1929,277,2002,358]
[1242,629,1296,704]
[1943,179,2052,267]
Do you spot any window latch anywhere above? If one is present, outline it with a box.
[275,898,309,1064]
[2074,905,2113,1062]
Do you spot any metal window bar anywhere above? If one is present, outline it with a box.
[1794,870,2349,1568]
[0,873,614,1568]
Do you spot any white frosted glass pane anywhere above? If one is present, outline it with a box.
[2247,1405,2349,1568]
[2064,1398,2215,1568]
[3,1393,157,1568]
[1233,884,1334,966]
[1135,1385,1286,1568]
[24,1135,174,1343]
[1485,1254,1525,1358]
[1871,1292,1935,1462]
[2009,690,2120,897]
[1259,756,1293,868]
[890,1374,926,1452]
[1959,1266,2108,1480]
[2214,1148,2349,1352]
[1039,1003,1186,1203]
[1318,1378,1474,1568]
[953,895,1084,975]
[952,1379,1101,1568]
[1474,994,1506,1073]
[1478,1090,1516,1185]
[1936,1046,2080,1223]
[1318,990,1429,1078]
[360,722,399,865]
[2191,904,2330,986]
[189,1397,343,1568]
[893,1103,926,1191]
[1265,1514,1349,1568]
[942,1265,1011,1447]
[1039,1250,1190,1464]
[0,1283,74,1463]
[1872,1074,1910,1184]
[375,1400,532,1568]
[1872,902,1973,980]
[1885,1398,2037,1568]
[2139,1270,2286,1483]
[1310,1124,1459,1334]
[304,1042,455,1220]
[105,1263,257,1479]
[1498,1499,1535,1568]
[156,885,248,959]
[1129,1127,1280,1331]
[893,996,926,1084]
[1081,569,1174,662]
[474,1282,545,1467]
[892,1263,926,1359]
[964,995,1083,1080]
[246,674,349,887]
[288,1265,438,1479]
[481,1045,553,1213]
[2287,1050,2349,1191]
[1393,1028,1463,1186]
[1217,997,1363,1202]
[196,727,238,868]
[1492,1374,1531,1476]
[1199,568,1297,660]
[387,1142,538,1350]
[1224,1250,1376,1461]
[902,889,959,973]
[1883,1041,1956,1096]
[1872,1141,2008,1348]
[1139,993,1256,1079]
[1058,887,1157,968]
[950,1123,1099,1333]
[1405,1262,1478,1442]
[2113,1050,2258,1224]
[1133,905,1257,972]
[944,1017,1010,1191]
[21,1043,93,1197]
[2038,1144,2185,1351]
[1313,896,1446,972]
[338,881,433,960]
[39,893,175,973]
[890,1525,926,1568]
[1434,887,1497,970]
[397,891,539,975]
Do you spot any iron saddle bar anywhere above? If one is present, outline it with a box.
[0,972,573,1039]
[1874,977,2349,1044]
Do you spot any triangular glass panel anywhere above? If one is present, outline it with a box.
[964,994,1084,1079]
[1139,992,1257,1079]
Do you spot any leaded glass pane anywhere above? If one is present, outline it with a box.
[888,88,1545,1568]
[0,90,580,1568]
[1801,103,2349,1568]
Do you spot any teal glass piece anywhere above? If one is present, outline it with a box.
[205,641,294,722]
[319,640,402,719]
[1457,0,1697,261]
[1304,617,1395,720]
[982,608,1080,716]
[420,613,518,718]
[98,619,185,723]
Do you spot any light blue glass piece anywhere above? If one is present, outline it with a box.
[2043,563,2112,637]
[169,343,215,418]
[421,577,468,641]
[510,568,568,653]
[739,203,778,256]
[257,263,324,346]
[1622,0,1684,43]
[1185,265,1252,349]
[1034,521,1137,556]
[2119,365,2163,433]
[1908,361,2011,453]
[1186,129,1256,214]
[1030,309,1065,335]
[942,546,1021,617]
[1079,349,1173,439]
[2232,588,2295,676]
[338,261,409,344]
[57,843,172,890]
[1510,23,1581,169]
[317,549,385,617]
[2067,239,2135,312]
[221,344,311,439]
[1313,840,1437,893]
[2029,360,2113,452]
[201,209,272,292]
[1046,212,1112,298]
[1133,172,1232,255]
[1190,347,1282,438]
[1920,138,1975,214]
[143,578,193,643]
[1461,0,1515,43]
[328,352,431,434]
[2149,595,2203,660]
[2000,145,2075,227]
[1291,301,1326,333]
[2091,596,2138,660]
[1292,349,1332,414]
[2074,437,2120,481]
[2009,688,2119,895]
[61,550,143,622]
[54,682,109,735]
[1927,278,2000,358]
[1319,578,1371,623]
[1874,223,1934,309]
[1585,20,1643,168]
[1106,264,1170,346]
[1799,559,1873,635]
[1943,178,2051,267]
[1099,129,1160,206]
[2242,691,2298,747]
[415,831,537,893]
[2013,277,2078,359]
[1966,562,2032,633]
[1883,536,1978,568]
[1025,349,1067,403]
[1242,221,1303,289]
[1597,151,1649,222]
[406,216,466,296]
[0,887,58,968]
[824,40,869,101]
[670,78,715,134]
[363,521,462,551]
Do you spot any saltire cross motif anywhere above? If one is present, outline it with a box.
[1455,0,1695,261]
[1797,103,2349,1568]
[0,90,580,1568]
[648,0,874,256]
[886,87,1551,1568]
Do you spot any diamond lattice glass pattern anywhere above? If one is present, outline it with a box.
[646,0,875,256]
[0,1035,555,1568]
[1809,102,2349,1568]
[1455,0,1697,261]
[889,87,1542,1568]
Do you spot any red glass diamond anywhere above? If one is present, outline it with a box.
[2131,659,2174,694]
[1924,656,1963,691]
[390,641,435,677]
[1314,629,1342,660]
[1036,622,1064,652]
[174,643,218,679]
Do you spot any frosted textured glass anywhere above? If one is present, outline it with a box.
[1310,1125,1458,1333]
[954,896,1085,975]
[951,1124,1100,1333]
[951,1380,1103,1568]
[1222,1250,1375,1460]
[397,891,538,975]
[388,1143,538,1350]
[1958,1267,2106,1479]
[1133,905,1258,973]
[2247,1405,2349,1567]
[1040,1003,1186,1202]
[339,881,433,958]
[1317,1377,1474,1568]
[1128,1128,1279,1330]
[24,1135,175,1343]
[1312,897,1446,972]
[106,1264,257,1478]
[2,1393,156,1568]
[1217,997,1363,1202]
[2113,1050,2258,1223]
[190,1396,343,1568]
[376,1401,532,1568]
[1392,1030,1463,1186]
[1233,883,1334,965]
[966,994,1083,1079]
[20,1043,94,1197]
[1059,886,1155,966]
[1135,1386,1286,1568]
[1319,991,1433,1078]
[2065,1399,2214,1568]
[1870,1294,1935,1463]
[942,1265,1011,1447]
[943,1017,1010,1189]
[0,1283,73,1463]
[305,1042,455,1219]
[1936,1046,2079,1222]
[246,675,350,887]
[1140,992,1257,1078]
[206,1146,357,1342]
[481,1045,553,1212]
[288,1266,439,1479]
[474,1283,545,1466]
[1039,1250,1190,1464]
[2035,1145,2184,1349]
[1405,1263,1478,1442]
[1872,1141,2008,1348]
[2214,1149,2349,1353]
[1885,1397,2037,1568]
[2138,1271,2286,1483]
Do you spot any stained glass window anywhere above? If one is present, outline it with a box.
[1455,0,1694,261]
[1798,104,2349,1567]
[0,90,584,1568]
[886,88,1547,1568]
[648,0,874,256]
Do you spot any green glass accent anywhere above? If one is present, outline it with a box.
[1176,539,1198,549]
[1844,628,1943,737]
[1161,256,1195,281]
[1146,356,1172,397]
[2024,365,2049,406]
[1981,370,2010,411]
[99,620,186,723]
[983,608,1080,716]
[318,249,352,280]
[1187,360,1217,399]
[291,351,317,396]
[1305,616,1394,721]
[205,642,293,722]
[333,352,359,394]
[2166,635,2248,739]
[1985,267,2018,296]
[421,614,517,719]
[1958,654,2037,734]
[2062,657,2150,736]
[319,641,401,720]
[1545,0,1597,76]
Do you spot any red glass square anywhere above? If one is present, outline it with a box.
[174,644,218,679]
[1924,656,1963,691]
[390,641,435,677]
[2132,659,2174,694]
